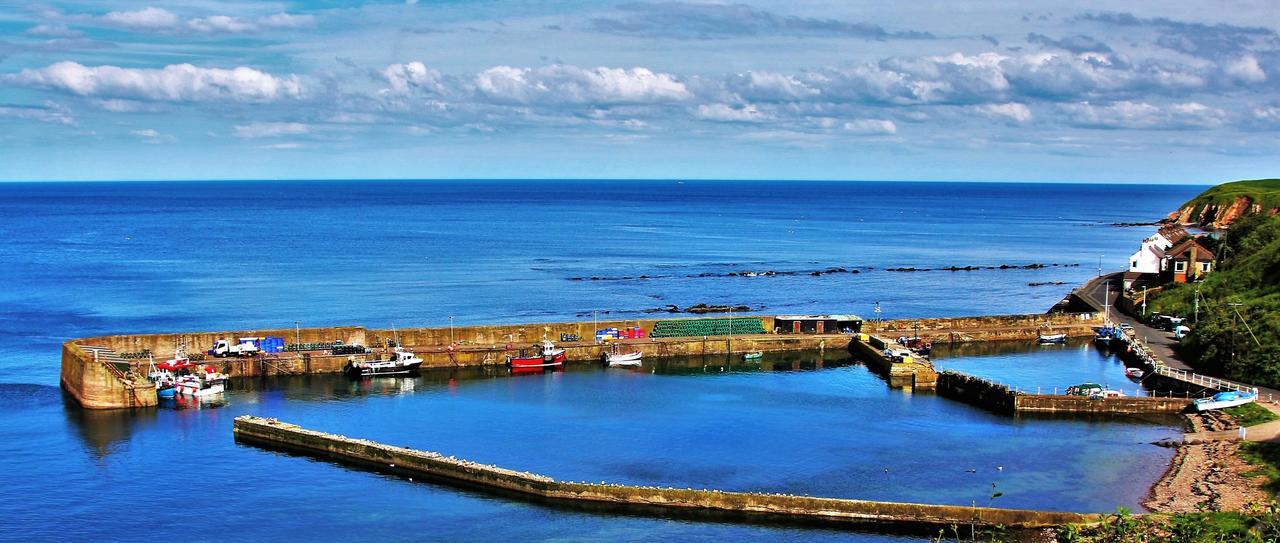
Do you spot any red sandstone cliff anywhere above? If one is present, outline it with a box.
[1167,195,1279,229]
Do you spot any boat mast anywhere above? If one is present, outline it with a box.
[1102,280,1110,325]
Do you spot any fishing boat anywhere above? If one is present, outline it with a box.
[345,347,423,377]
[508,340,567,369]
[1093,325,1119,346]
[174,366,227,397]
[742,351,763,361]
[149,348,196,399]
[603,351,642,367]
[1037,333,1067,344]
[1124,367,1145,379]
[1194,390,1259,412]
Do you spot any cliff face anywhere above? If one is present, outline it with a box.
[1167,195,1277,229]
[1168,179,1280,229]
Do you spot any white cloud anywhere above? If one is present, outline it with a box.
[726,71,819,101]
[972,103,1033,123]
[25,24,83,38]
[0,102,75,126]
[233,122,309,138]
[382,62,446,95]
[98,7,313,34]
[841,119,897,134]
[259,142,304,149]
[1225,56,1266,83]
[9,62,303,103]
[102,7,179,30]
[130,128,175,143]
[1255,106,1280,124]
[694,103,767,122]
[256,13,314,29]
[187,15,256,34]
[1061,101,1226,129]
[474,65,691,104]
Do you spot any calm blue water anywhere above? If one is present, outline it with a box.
[0,181,1201,542]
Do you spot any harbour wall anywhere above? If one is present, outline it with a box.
[936,371,1193,415]
[866,312,1100,342]
[232,415,1098,531]
[62,312,1099,409]
[60,342,157,410]
[848,336,937,389]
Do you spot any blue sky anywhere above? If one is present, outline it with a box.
[0,1,1278,182]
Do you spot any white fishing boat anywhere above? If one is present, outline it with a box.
[174,368,227,397]
[1124,367,1144,379]
[603,351,642,367]
[345,347,424,377]
[1037,333,1067,344]
[1194,390,1258,412]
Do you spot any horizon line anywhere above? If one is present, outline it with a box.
[0,177,1221,186]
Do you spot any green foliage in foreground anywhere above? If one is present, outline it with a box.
[1225,402,1280,427]
[1147,213,1280,387]
[1059,506,1279,543]
[1239,442,1280,495]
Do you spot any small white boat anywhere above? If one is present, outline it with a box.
[1037,333,1067,344]
[603,352,642,367]
[1195,390,1258,412]
[1124,367,1144,379]
[742,351,763,361]
[346,347,424,377]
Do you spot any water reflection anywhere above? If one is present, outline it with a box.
[61,389,157,460]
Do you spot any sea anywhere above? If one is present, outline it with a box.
[0,180,1204,542]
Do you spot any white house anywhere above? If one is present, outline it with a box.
[1128,226,1185,274]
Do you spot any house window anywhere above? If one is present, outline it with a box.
[1200,262,1211,272]
[1175,261,1186,272]
[1132,260,1138,268]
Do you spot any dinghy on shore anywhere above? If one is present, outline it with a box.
[1194,390,1258,412]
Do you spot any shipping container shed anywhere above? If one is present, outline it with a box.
[774,315,862,334]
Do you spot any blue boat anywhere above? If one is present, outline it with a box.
[1194,389,1258,412]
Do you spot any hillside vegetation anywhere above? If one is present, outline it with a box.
[1170,178,1280,227]
[1147,213,1280,387]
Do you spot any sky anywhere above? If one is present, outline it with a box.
[0,1,1278,182]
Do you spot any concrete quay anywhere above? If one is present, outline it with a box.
[61,312,1103,410]
[232,415,1099,532]
[936,371,1194,416]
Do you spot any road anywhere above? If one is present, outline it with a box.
[1078,272,1280,406]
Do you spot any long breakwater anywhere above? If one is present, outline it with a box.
[232,415,1098,532]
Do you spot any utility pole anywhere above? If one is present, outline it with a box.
[1141,287,1148,317]
[1098,255,1104,277]
[1193,286,1199,324]
[449,316,455,345]
[1228,302,1241,367]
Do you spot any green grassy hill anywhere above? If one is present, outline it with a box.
[1172,178,1280,227]
[1147,212,1280,386]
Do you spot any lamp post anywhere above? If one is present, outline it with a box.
[1098,255,1104,277]
[449,316,455,345]
[294,320,300,346]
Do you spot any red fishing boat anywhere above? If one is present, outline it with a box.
[507,340,566,370]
